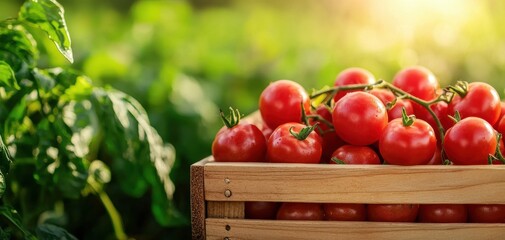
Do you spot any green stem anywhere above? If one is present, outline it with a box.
[310,80,384,99]
[89,182,127,240]
[381,82,446,142]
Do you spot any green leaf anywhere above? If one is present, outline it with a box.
[0,171,5,199]
[93,89,177,225]
[0,24,38,71]
[0,135,12,189]
[0,206,37,240]
[19,0,73,63]
[0,61,20,91]
[36,223,77,240]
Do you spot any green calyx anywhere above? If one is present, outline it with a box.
[220,107,242,128]
[289,124,317,140]
[401,107,415,127]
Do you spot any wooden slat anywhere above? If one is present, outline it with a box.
[206,218,505,240]
[207,201,244,218]
[190,157,211,240]
[204,161,505,204]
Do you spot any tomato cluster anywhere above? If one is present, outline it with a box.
[212,66,505,223]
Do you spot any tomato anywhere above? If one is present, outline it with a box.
[418,204,467,223]
[443,117,497,165]
[212,108,267,162]
[332,92,388,146]
[330,145,381,164]
[310,105,346,163]
[392,66,439,101]
[426,146,442,165]
[379,117,436,165]
[368,88,414,121]
[468,204,505,223]
[448,82,501,126]
[267,123,323,163]
[495,101,505,129]
[367,204,419,222]
[392,66,439,121]
[413,101,453,139]
[259,80,311,129]
[333,67,376,102]
[245,201,281,219]
[276,203,324,220]
[323,203,367,221]
[496,115,505,136]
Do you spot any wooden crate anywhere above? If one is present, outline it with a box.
[191,111,505,239]
[191,158,505,239]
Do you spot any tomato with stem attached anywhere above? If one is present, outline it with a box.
[443,117,497,165]
[259,80,311,129]
[267,123,323,163]
[448,82,501,126]
[212,108,266,162]
[379,110,436,165]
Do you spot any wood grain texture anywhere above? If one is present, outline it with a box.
[203,160,505,204]
[191,157,211,240]
[206,218,505,240]
[207,201,244,218]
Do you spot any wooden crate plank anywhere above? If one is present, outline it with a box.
[206,218,505,240]
[191,157,212,240]
[207,201,245,218]
[204,161,505,204]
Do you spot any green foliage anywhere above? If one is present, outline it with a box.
[0,0,178,239]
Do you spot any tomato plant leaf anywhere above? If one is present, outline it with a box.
[0,24,38,71]
[36,224,77,240]
[0,206,37,240]
[93,89,177,226]
[0,136,12,187]
[19,0,73,63]
[0,61,20,91]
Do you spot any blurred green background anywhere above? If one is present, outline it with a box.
[2,0,505,238]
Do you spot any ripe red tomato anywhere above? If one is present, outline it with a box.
[330,145,381,164]
[443,117,497,165]
[212,109,267,162]
[448,82,501,126]
[426,146,442,165]
[267,123,323,163]
[379,118,437,165]
[413,101,453,139]
[333,67,376,102]
[323,203,366,221]
[418,204,467,223]
[310,105,345,163]
[276,203,324,220]
[495,115,505,136]
[468,204,505,223]
[368,204,419,222]
[392,66,438,101]
[259,80,311,129]
[332,92,388,146]
[495,101,505,129]
[245,201,281,219]
[368,88,414,121]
